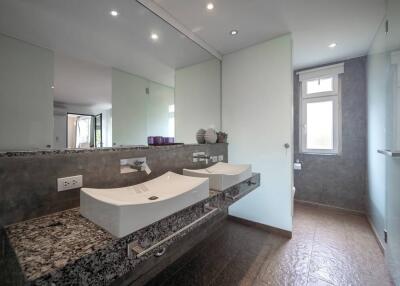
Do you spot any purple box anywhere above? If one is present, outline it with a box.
[165,137,175,144]
[147,136,155,145]
[154,136,164,145]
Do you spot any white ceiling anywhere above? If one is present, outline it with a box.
[154,0,386,69]
[0,0,387,105]
[0,0,215,88]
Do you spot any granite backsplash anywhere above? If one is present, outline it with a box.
[0,144,228,226]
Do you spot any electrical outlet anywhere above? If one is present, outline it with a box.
[211,156,218,163]
[218,155,224,162]
[57,175,83,192]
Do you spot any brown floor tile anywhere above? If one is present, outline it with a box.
[258,253,310,286]
[309,254,362,285]
[146,203,392,286]
[210,250,266,286]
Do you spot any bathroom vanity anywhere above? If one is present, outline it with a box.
[1,172,260,286]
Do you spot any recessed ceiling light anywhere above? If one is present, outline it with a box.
[110,10,119,17]
[328,43,337,48]
[51,85,55,89]
[230,30,238,36]
[151,33,159,40]
[207,3,214,10]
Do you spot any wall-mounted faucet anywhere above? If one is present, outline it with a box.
[192,152,224,164]
[192,152,223,164]
[193,154,211,160]
[192,152,209,164]
[120,157,151,174]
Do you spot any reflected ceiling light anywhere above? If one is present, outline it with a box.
[230,30,238,36]
[328,42,337,48]
[151,33,159,40]
[110,10,119,17]
[207,3,214,10]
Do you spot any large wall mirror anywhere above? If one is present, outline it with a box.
[0,0,220,151]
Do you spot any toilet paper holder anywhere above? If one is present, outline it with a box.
[294,159,302,170]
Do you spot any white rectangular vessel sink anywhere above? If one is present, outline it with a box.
[80,172,209,238]
[183,162,252,191]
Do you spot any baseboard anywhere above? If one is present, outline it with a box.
[366,215,385,254]
[228,215,292,239]
[294,199,365,216]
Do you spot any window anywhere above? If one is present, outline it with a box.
[298,63,343,154]
[67,113,102,149]
[306,77,333,94]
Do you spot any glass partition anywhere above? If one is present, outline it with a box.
[385,0,400,283]
[368,0,400,283]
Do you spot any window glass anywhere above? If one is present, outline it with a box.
[76,116,92,148]
[306,77,333,94]
[306,100,333,150]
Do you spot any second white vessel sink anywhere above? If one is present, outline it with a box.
[80,172,209,238]
[183,162,252,191]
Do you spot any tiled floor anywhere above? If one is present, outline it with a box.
[146,203,393,286]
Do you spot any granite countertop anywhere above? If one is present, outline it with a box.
[3,173,260,285]
[0,143,228,158]
[5,191,222,282]
[5,209,114,281]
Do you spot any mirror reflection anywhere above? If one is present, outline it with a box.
[0,0,218,151]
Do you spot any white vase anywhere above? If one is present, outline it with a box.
[204,128,217,144]
[196,129,206,144]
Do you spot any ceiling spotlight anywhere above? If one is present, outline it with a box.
[110,10,119,17]
[207,3,214,10]
[51,85,55,89]
[328,42,337,48]
[230,30,238,36]
[151,33,159,40]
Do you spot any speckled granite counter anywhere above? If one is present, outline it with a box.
[1,173,260,286]
[0,143,216,158]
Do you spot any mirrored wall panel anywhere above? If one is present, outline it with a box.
[0,0,219,151]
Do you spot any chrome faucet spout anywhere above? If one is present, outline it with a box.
[120,157,151,174]
[193,155,211,159]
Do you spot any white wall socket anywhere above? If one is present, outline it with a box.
[218,155,224,161]
[211,156,218,163]
[57,175,83,192]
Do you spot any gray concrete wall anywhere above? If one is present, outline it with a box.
[294,57,367,212]
[0,144,228,226]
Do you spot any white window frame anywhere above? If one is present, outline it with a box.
[297,63,343,155]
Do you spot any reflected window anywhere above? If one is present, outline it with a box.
[67,113,102,149]
[76,116,92,148]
